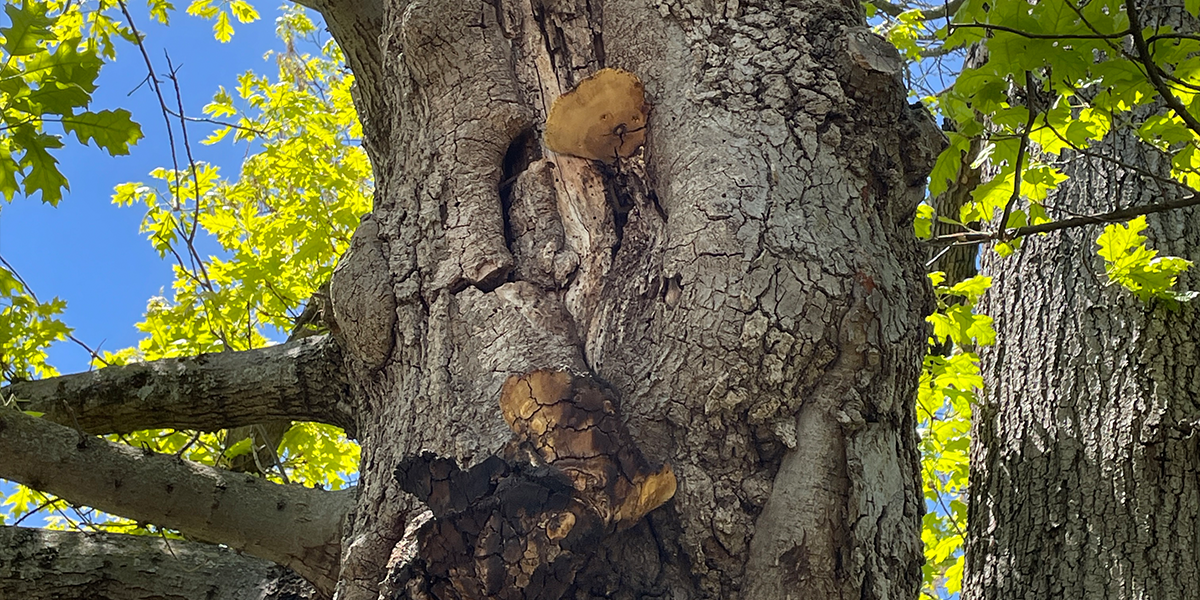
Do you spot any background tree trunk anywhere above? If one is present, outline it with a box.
[324,0,941,598]
[966,116,1200,598]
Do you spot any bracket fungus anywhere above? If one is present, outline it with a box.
[391,370,675,599]
[544,69,649,164]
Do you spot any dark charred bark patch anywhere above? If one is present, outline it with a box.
[389,370,675,599]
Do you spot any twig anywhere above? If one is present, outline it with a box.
[1126,0,1200,138]
[172,431,202,459]
[952,21,1128,40]
[930,193,1200,245]
[116,0,185,211]
[997,74,1038,241]
[12,495,60,527]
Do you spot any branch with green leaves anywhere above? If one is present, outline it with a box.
[2,1,368,538]
[0,406,353,595]
[1,0,143,205]
[884,0,1200,302]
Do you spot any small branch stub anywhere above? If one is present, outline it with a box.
[544,69,649,164]
[390,370,675,599]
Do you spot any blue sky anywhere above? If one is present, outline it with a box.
[2,3,302,375]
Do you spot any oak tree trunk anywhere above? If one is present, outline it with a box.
[325,0,939,597]
[966,86,1200,600]
[1,0,942,598]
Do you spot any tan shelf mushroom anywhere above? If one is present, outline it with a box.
[544,68,649,164]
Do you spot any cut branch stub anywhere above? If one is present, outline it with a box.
[390,370,675,599]
[544,69,649,164]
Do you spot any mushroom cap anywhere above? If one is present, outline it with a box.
[544,68,648,164]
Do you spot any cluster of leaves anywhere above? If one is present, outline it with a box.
[0,265,68,383]
[920,0,1199,269]
[111,7,369,361]
[1097,216,1196,303]
[105,4,368,486]
[2,4,368,530]
[917,273,993,597]
[185,0,258,42]
[108,4,366,491]
[0,0,142,205]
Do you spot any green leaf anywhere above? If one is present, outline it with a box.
[186,0,219,19]
[914,203,934,239]
[1,1,54,57]
[12,127,67,205]
[148,0,176,24]
[214,10,233,42]
[948,275,993,303]
[1097,217,1194,302]
[62,109,143,155]
[929,133,970,197]
[25,41,104,94]
[229,0,259,23]
[22,81,91,115]
[0,148,20,202]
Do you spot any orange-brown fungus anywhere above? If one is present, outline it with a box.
[544,68,648,164]
[500,369,676,527]
[392,370,676,599]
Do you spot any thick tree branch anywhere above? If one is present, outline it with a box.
[0,526,316,600]
[3,334,355,437]
[0,409,353,596]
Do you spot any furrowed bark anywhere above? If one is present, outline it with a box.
[326,0,941,597]
[3,0,939,597]
[0,408,352,596]
[0,526,316,600]
[3,335,354,437]
[969,145,1200,599]
[966,7,1200,597]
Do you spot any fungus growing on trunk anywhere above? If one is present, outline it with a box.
[544,69,649,163]
[391,370,676,598]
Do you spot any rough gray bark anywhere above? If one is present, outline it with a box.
[1,0,942,597]
[321,0,940,598]
[4,334,353,436]
[0,526,316,600]
[966,111,1200,598]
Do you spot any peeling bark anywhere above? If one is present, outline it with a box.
[0,408,352,596]
[4,335,353,436]
[0,526,316,600]
[386,370,677,599]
